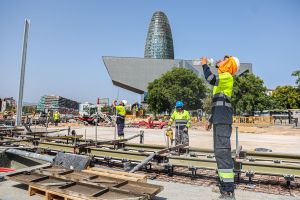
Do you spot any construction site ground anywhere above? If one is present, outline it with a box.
[42,124,300,154]
[1,179,299,200]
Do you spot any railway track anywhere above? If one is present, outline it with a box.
[94,162,300,197]
[1,134,300,196]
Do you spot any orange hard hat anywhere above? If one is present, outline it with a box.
[218,56,240,75]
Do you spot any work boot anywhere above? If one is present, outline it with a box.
[218,191,235,200]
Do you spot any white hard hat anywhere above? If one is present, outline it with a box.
[232,57,240,71]
[121,100,127,105]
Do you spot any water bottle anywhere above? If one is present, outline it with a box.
[193,58,216,67]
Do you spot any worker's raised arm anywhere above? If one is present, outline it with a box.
[113,100,117,107]
[201,57,218,86]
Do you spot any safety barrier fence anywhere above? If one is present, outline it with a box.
[233,116,274,126]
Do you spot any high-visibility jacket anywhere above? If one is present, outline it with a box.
[202,64,233,124]
[53,112,60,120]
[213,72,233,98]
[168,110,191,128]
[116,106,126,116]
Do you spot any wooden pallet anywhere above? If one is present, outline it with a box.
[29,185,83,200]
[7,167,163,200]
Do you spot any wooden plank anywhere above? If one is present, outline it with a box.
[82,169,142,182]
[88,167,147,180]
[5,165,52,182]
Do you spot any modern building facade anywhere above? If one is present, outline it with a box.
[37,95,79,114]
[144,11,174,59]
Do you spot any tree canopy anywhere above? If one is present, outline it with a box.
[147,68,207,114]
[231,73,272,115]
[292,69,300,89]
[272,85,300,109]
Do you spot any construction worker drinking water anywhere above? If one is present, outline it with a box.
[168,101,191,146]
[201,55,240,199]
[113,100,127,139]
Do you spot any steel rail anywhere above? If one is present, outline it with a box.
[5,139,300,177]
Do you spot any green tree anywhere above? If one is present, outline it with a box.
[22,106,37,114]
[231,73,272,115]
[292,69,300,89]
[272,85,300,109]
[202,90,212,114]
[147,68,207,114]
[101,105,113,115]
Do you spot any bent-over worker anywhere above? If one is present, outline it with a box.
[168,101,191,146]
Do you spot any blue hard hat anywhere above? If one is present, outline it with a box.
[175,101,184,108]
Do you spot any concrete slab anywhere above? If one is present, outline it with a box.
[148,180,300,200]
[0,180,41,200]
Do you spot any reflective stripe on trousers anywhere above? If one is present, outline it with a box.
[218,168,234,183]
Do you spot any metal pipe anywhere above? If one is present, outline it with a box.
[5,149,54,163]
[95,120,98,143]
[139,130,144,144]
[235,126,239,157]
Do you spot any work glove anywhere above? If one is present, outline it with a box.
[183,127,188,133]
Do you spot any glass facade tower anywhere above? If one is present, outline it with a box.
[144,11,174,59]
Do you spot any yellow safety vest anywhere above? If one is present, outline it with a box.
[213,72,233,98]
[53,112,60,120]
[168,110,191,128]
[116,106,126,116]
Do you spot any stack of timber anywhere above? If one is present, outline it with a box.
[6,166,163,200]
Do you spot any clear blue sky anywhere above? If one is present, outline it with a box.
[1,0,299,104]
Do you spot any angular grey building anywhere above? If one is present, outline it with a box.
[144,11,174,59]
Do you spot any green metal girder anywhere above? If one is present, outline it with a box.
[89,147,148,161]
[240,161,300,177]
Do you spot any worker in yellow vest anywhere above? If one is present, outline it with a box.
[168,101,191,146]
[53,111,60,126]
[113,100,127,139]
[202,55,239,199]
